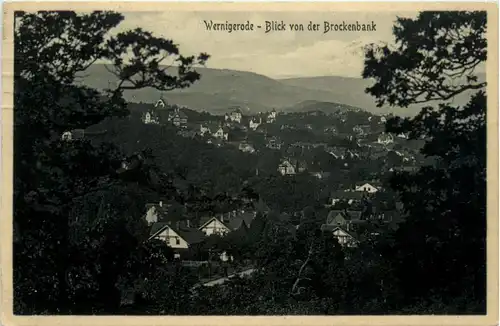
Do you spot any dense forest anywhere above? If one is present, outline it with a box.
[13,10,487,315]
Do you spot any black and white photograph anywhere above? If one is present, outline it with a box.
[2,2,498,322]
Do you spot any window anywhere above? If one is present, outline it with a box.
[175,237,180,245]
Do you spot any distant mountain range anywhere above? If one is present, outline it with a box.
[79,64,485,117]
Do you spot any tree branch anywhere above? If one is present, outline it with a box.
[291,240,314,296]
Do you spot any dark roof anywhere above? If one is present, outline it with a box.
[149,222,169,236]
[253,198,270,213]
[199,216,214,227]
[227,217,245,231]
[237,212,256,228]
[176,227,206,245]
[326,210,362,224]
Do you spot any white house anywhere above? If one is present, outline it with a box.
[331,226,358,248]
[355,183,379,193]
[267,109,277,123]
[278,160,296,176]
[155,225,189,249]
[61,129,84,141]
[155,99,166,108]
[199,217,231,236]
[225,108,243,123]
[149,222,206,250]
[249,118,262,130]
[212,127,228,140]
[144,201,167,225]
[199,124,210,136]
[239,142,255,153]
[62,131,73,141]
[142,110,159,125]
[377,133,394,145]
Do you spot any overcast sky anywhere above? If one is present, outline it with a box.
[115,11,418,79]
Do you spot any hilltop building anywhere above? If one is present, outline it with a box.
[225,108,243,123]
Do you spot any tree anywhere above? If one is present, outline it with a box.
[363,11,486,313]
[14,11,208,314]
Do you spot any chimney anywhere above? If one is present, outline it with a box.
[187,219,190,228]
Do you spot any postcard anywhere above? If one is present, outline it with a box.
[1,2,498,326]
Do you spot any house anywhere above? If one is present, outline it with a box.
[154,99,166,108]
[199,211,255,236]
[310,171,331,180]
[143,201,170,225]
[329,190,365,206]
[249,117,262,130]
[377,133,394,145]
[323,126,338,134]
[320,210,363,248]
[148,222,206,250]
[345,149,361,159]
[199,216,231,236]
[290,159,308,173]
[380,116,387,124]
[61,129,85,141]
[177,129,197,138]
[331,226,359,247]
[278,158,307,176]
[225,108,243,123]
[278,160,296,175]
[171,109,188,128]
[239,141,255,153]
[267,109,277,123]
[199,124,210,136]
[142,108,160,125]
[212,126,229,140]
[397,132,410,139]
[266,136,282,150]
[355,182,380,193]
[326,146,346,159]
[389,166,419,173]
[352,124,370,136]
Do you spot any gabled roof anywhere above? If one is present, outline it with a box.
[236,212,256,228]
[326,210,362,224]
[355,181,382,188]
[253,198,270,213]
[227,217,245,231]
[149,222,206,245]
[149,222,170,237]
[198,216,228,230]
[320,225,359,241]
[176,227,206,245]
